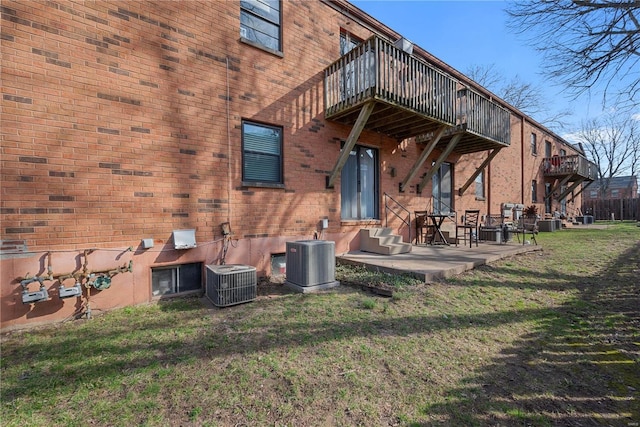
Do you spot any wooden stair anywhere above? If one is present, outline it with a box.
[359,228,412,255]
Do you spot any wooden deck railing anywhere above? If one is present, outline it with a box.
[543,155,598,180]
[456,88,511,145]
[324,36,511,147]
[324,36,458,126]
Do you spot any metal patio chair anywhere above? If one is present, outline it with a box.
[516,216,538,245]
[456,209,480,248]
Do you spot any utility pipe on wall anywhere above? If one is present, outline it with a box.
[521,115,525,205]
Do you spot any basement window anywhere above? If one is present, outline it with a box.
[270,252,286,277]
[152,262,202,297]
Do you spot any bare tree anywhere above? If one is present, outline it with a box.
[574,112,640,196]
[506,1,640,109]
[500,76,544,116]
[466,64,572,129]
[465,64,503,91]
[629,118,640,193]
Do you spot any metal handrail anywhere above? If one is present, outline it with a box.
[383,192,411,244]
[426,198,456,219]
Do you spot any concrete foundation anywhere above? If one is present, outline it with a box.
[284,281,341,293]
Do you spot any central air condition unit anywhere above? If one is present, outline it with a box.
[206,265,256,307]
[285,240,339,292]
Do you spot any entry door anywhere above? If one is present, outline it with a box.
[432,162,453,214]
[545,183,552,214]
[341,145,379,220]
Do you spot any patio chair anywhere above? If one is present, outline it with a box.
[456,209,480,248]
[414,210,435,245]
[516,216,538,245]
[479,214,508,244]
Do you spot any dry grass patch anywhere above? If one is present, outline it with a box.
[2,223,638,426]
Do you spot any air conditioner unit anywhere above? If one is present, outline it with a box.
[206,265,256,307]
[285,240,339,292]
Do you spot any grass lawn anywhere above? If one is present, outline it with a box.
[1,222,639,426]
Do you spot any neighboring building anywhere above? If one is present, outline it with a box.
[582,175,639,220]
[586,176,639,200]
[0,0,595,330]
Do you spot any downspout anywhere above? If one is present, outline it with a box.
[487,154,491,215]
[521,115,525,205]
[226,57,232,224]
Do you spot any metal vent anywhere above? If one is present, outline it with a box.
[285,240,336,287]
[173,229,196,250]
[206,265,256,307]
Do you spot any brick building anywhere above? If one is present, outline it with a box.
[0,0,595,330]
[586,176,639,200]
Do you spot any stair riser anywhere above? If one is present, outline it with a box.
[359,228,411,255]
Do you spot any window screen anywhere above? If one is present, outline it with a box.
[240,0,281,52]
[242,121,283,184]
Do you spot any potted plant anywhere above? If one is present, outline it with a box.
[523,204,538,218]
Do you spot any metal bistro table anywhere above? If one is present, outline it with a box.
[427,213,451,245]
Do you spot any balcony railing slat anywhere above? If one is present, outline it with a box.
[543,155,597,181]
[455,88,510,145]
[325,36,458,126]
[324,35,510,146]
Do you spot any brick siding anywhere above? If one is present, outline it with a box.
[0,0,584,329]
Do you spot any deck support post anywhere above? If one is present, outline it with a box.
[417,133,462,194]
[557,178,587,202]
[326,101,375,189]
[544,175,572,202]
[399,125,449,193]
[457,148,502,196]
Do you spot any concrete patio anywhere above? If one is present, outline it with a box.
[337,241,542,282]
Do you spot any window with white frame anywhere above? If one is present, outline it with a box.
[611,189,620,198]
[151,263,202,297]
[341,145,379,220]
[531,133,537,155]
[242,121,283,185]
[475,170,485,199]
[240,0,281,52]
[340,31,361,55]
[590,190,598,199]
[433,162,453,214]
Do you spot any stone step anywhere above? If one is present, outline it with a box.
[359,228,411,255]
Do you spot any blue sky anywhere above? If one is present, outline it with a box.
[350,0,603,134]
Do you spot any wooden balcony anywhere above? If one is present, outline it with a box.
[542,154,598,203]
[324,36,510,153]
[449,88,511,153]
[543,155,598,181]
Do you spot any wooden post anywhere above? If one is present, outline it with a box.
[417,133,462,193]
[457,148,502,196]
[326,101,375,189]
[399,124,448,192]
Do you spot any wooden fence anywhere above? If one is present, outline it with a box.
[581,198,640,221]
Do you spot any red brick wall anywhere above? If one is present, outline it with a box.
[0,0,584,330]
